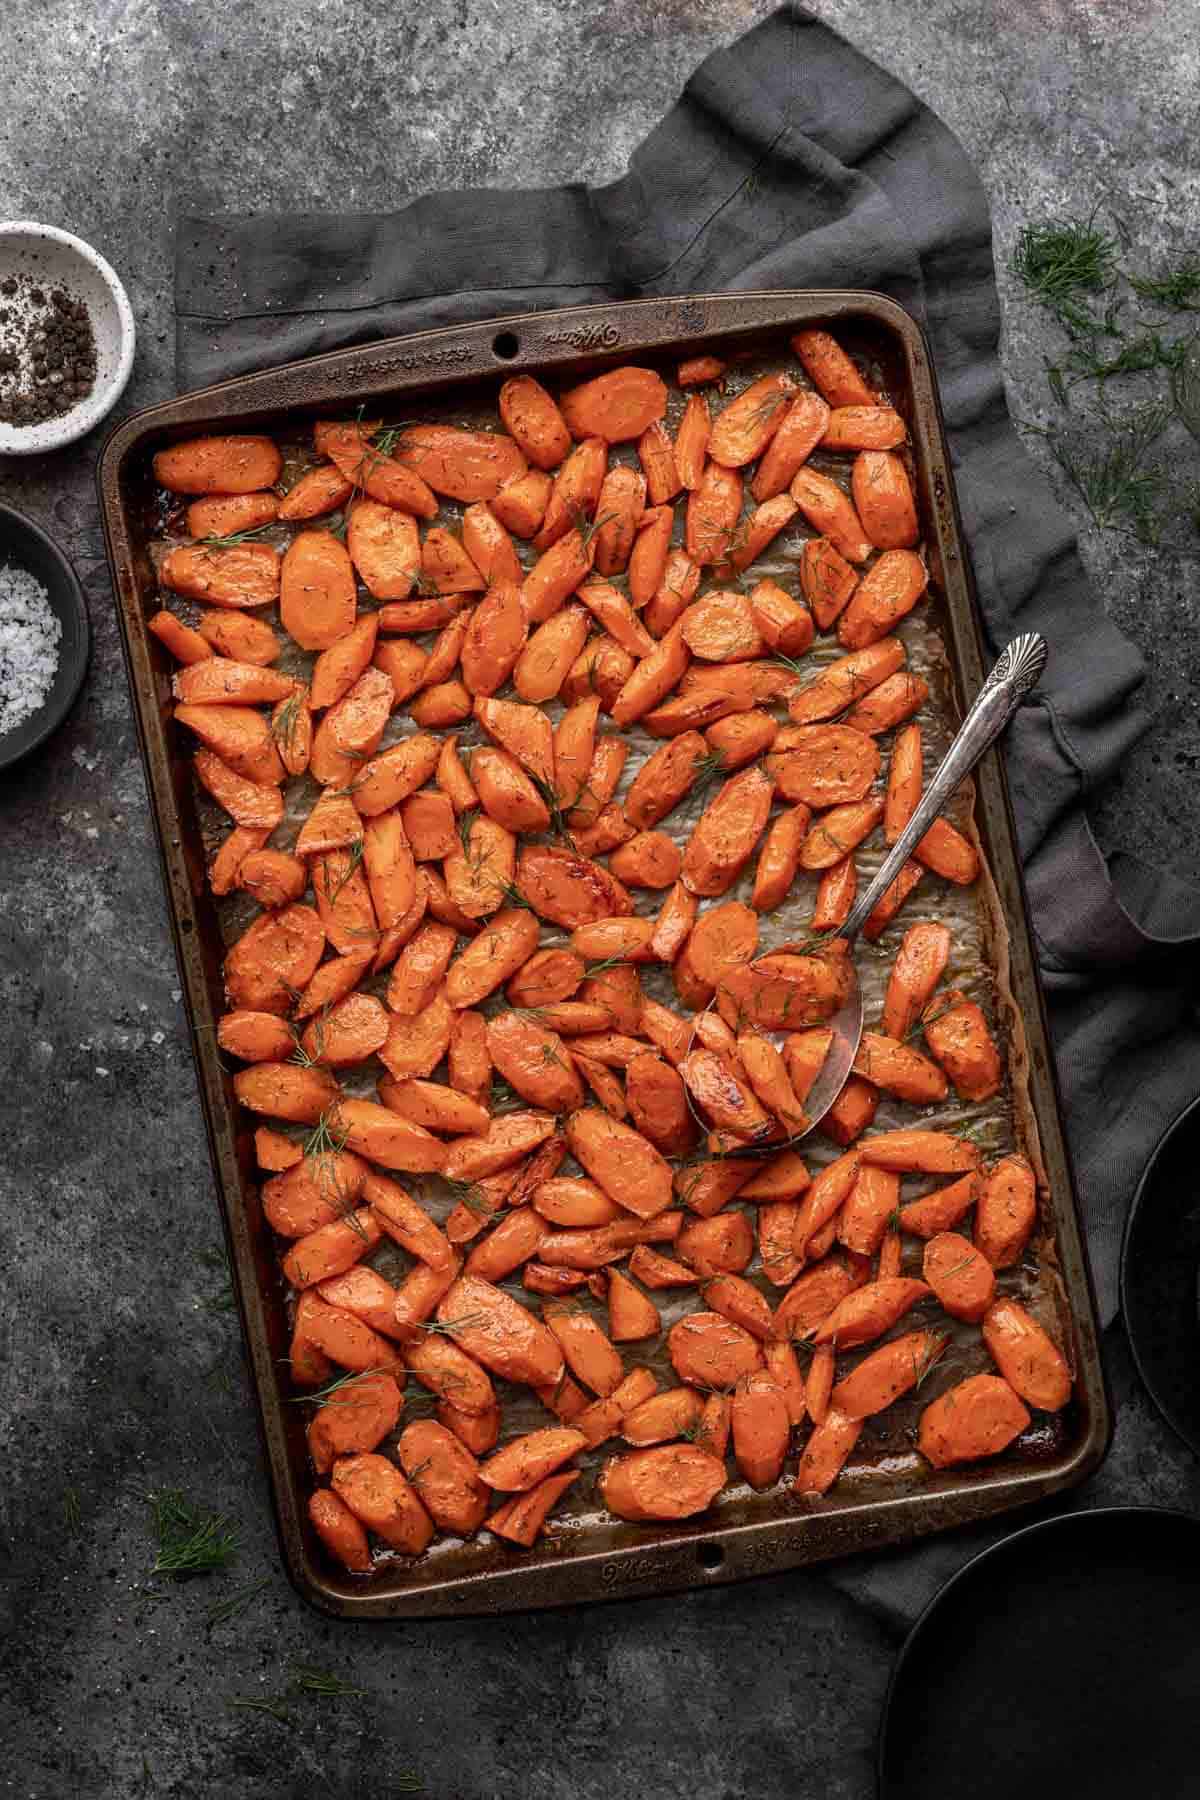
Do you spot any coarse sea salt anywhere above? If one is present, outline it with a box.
[0,563,61,737]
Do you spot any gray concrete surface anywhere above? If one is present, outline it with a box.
[2,2,1199,1796]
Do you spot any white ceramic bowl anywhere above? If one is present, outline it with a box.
[0,221,135,455]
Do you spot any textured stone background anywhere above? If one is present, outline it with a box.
[2,3,1199,1797]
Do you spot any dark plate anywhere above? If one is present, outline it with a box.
[879,1507,1200,1800]
[0,502,90,768]
[1121,1092,1200,1456]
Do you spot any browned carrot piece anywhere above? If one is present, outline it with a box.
[279,531,357,651]
[915,817,980,885]
[982,1297,1072,1410]
[408,680,472,730]
[667,1310,763,1388]
[975,1155,1037,1267]
[178,702,285,787]
[316,1265,405,1340]
[208,824,269,894]
[861,1129,981,1175]
[923,1231,995,1322]
[506,948,585,1011]
[599,1444,726,1520]
[717,945,853,1034]
[155,434,283,495]
[443,908,541,1009]
[638,422,682,506]
[707,373,796,467]
[383,1078,491,1139]
[685,461,743,565]
[294,787,366,857]
[820,406,905,452]
[533,1178,620,1229]
[862,862,924,941]
[752,390,831,500]
[444,1013,490,1112]
[343,732,441,817]
[492,467,552,539]
[728,1371,791,1491]
[918,1372,1030,1468]
[643,548,701,637]
[391,1261,462,1345]
[749,803,809,915]
[396,1419,489,1535]
[813,1276,931,1350]
[148,608,214,666]
[790,468,872,564]
[923,990,1003,1102]
[360,809,416,933]
[184,658,293,715]
[676,1211,755,1277]
[377,996,454,1084]
[805,1343,835,1425]
[480,1426,587,1491]
[843,671,929,738]
[461,502,523,589]
[405,1334,495,1415]
[346,500,420,601]
[798,537,858,632]
[559,366,667,442]
[280,1210,383,1289]
[535,436,607,551]
[498,374,572,470]
[593,465,647,576]
[308,1487,372,1572]
[782,1030,833,1107]
[838,550,928,650]
[312,845,378,956]
[833,1164,898,1257]
[522,527,597,625]
[525,1264,590,1297]
[799,798,883,872]
[680,1048,769,1142]
[681,590,765,664]
[331,1452,434,1554]
[624,1053,694,1157]
[602,1267,661,1343]
[852,449,919,549]
[217,1010,294,1065]
[627,1244,701,1287]
[279,463,354,522]
[552,694,601,810]
[438,1399,502,1454]
[852,1032,947,1105]
[565,732,628,826]
[791,330,875,407]
[473,695,556,791]
[197,609,282,664]
[787,638,906,724]
[831,1327,947,1419]
[294,948,375,1019]
[681,765,775,897]
[317,420,438,517]
[393,423,526,503]
[487,1470,581,1545]
[737,1033,810,1136]
[309,665,393,789]
[884,721,923,844]
[224,903,326,1012]
[767,723,880,808]
[436,1275,565,1387]
[723,492,799,574]
[257,1125,302,1172]
[792,1152,861,1261]
[563,1109,674,1221]
[702,1273,773,1340]
[621,1387,703,1446]
[678,355,726,388]
[400,791,458,862]
[609,621,691,728]
[443,1113,558,1186]
[308,1370,404,1471]
[897,1170,980,1239]
[334,1097,446,1174]
[299,992,388,1068]
[793,1407,863,1495]
[748,578,814,659]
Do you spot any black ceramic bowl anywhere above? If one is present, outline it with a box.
[1120,1091,1200,1456]
[0,501,90,769]
[879,1507,1200,1799]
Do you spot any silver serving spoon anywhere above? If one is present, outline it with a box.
[686,631,1048,1149]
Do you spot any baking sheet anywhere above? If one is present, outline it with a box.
[99,292,1108,1616]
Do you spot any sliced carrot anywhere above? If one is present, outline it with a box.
[438,1399,502,1455]
[492,467,552,539]
[621,1387,703,1446]
[767,723,880,808]
[716,946,853,1034]
[747,578,814,659]
[487,1469,581,1545]
[790,468,872,563]
[317,421,438,517]
[436,1275,565,1387]
[643,547,701,638]
[918,1372,1030,1468]
[678,355,725,388]
[280,1209,383,1289]
[782,1029,833,1106]
[667,1310,762,1389]
[862,862,924,941]
[831,1327,947,1419]
[702,1273,773,1340]
[559,366,667,442]
[685,461,743,565]
[798,798,884,871]
[975,1155,1037,1267]
[852,1032,947,1105]
[295,787,365,857]
[982,1297,1071,1410]
[798,536,858,631]
[836,1165,899,1257]
[196,752,282,832]
[600,1443,725,1520]
[376,993,453,1084]
[346,500,420,601]
[404,1334,495,1415]
[915,817,980,885]
[638,423,682,507]
[361,809,416,933]
[196,609,281,664]
[884,721,923,845]
[794,1406,863,1495]
[156,433,282,495]
[852,448,919,548]
[279,463,354,522]
[224,904,325,1013]
[564,1109,673,1220]
[294,948,375,1020]
[396,1419,489,1535]
[393,423,526,504]
[791,1152,861,1261]
[680,765,774,897]
[331,1452,434,1554]
[498,374,572,470]
[399,790,458,861]
[308,1369,403,1471]
[279,530,357,651]
[592,466,647,576]
[308,1487,371,1572]
[787,639,906,726]
[751,388,831,499]
[838,549,928,650]
[844,670,929,737]
[312,845,378,956]
[860,1129,981,1175]
[480,1426,586,1492]
[791,329,875,407]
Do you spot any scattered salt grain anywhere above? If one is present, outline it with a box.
[0,564,61,737]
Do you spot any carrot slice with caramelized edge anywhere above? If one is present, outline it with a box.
[155,434,282,495]
[308,1488,372,1572]
[397,1419,489,1535]
[794,1407,863,1496]
[488,1470,581,1546]
[599,1444,725,1520]
[975,1155,1037,1267]
[331,1452,434,1554]
[982,1298,1071,1410]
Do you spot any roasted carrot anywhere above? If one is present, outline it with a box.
[481,1426,586,1492]
[335,1098,447,1174]
[681,765,775,897]
[852,449,919,549]
[860,1129,981,1175]
[793,1407,863,1496]
[308,1370,403,1471]
[831,1327,947,1419]
[798,536,858,631]
[498,374,572,469]
[492,467,552,539]
[224,904,326,1013]
[685,461,743,565]
[838,549,928,650]
[836,1164,899,1257]
[982,1297,1071,1410]
[798,798,883,871]
[487,1469,581,1544]
[394,423,526,504]
[852,1032,948,1105]
[716,945,853,1033]
[377,993,454,1083]
[278,530,357,651]
[279,463,353,522]
[923,990,1003,1102]
[331,1452,434,1554]
[559,366,667,442]
[444,908,541,1008]
[791,330,875,408]
[748,578,814,658]
[767,723,880,810]
[790,468,872,563]
[884,721,923,843]
[702,1273,773,1340]
[308,1487,371,1572]
[155,434,282,495]
[918,1372,1030,1468]
[678,354,725,388]
[862,862,924,941]
[317,420,438,516]
[196,752,283,831]
[915,816,979,885]
[787,639,906,724]
[782,1029,834,1106]
[975,1155,1037,1268]
[676,1211,755,1277]
[405,1334,496,1415]
[397,1419,489,1535]
[196,609,281,664]
[309,665,391,787]
[280,1209,383,1289]
[752,390,831,500]
[346,500,420,601]
[564,1109,673,1220]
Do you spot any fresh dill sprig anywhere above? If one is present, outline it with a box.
[288,1664,367,1699]
[1034,404,1171,543]
[440,1173,494,1216]
[416,1311,487,1338]
[1058,329,1194,386]
[1012,216,1119,336]
[582,954,630,980]
[402,564,444,598]
[689,748,728,799]
[457,805,480,857]
[1130,266,1200,311]
[227,1695,293,1727]
[488,872,532,911]
[528,770,578,847]
[285,1369,384,1408]
[288,1003,330,1070]
[395,1777,426,1795]
[323,837,366,907]
[569,503,619,554]
[63,1487,82,1533]
[270,691,305,754]
[146,1489,239,1577]
[302,1107,349,1163]
[198,524,276,550]
[205,1575,270,1628]
[489,1075,522,1113]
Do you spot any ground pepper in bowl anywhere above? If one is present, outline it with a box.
[0,275,98,426]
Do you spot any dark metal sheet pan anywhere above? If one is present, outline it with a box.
[97,291,1110,1618]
